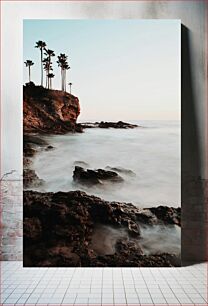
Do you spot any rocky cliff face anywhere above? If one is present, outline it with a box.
[23,83,81,134]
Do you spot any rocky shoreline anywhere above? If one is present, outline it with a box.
[24,190,180,267]
[23,134,181,267]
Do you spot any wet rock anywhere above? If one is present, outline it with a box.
[75,123,84,133]
[24,217,42,242]
[46,245,81,267]
[24,134,48,146]
[45,145,54,151]
[149,206,181,226]
[98,121,138,129]
[73,166,124,186]
[115,239,143,256]
[23,169,44,189]
[23,156,32,169]
[136,206,181,226]
[89,251,180,267]
[106,166,136,176]
[23,143,37,157]
[24,190,181,267]
[80,121,139,129]
[23,134,48,159]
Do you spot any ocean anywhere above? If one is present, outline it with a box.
[32,120,181,208]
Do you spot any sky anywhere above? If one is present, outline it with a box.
[23,19,180,121]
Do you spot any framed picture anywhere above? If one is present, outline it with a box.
[23,19,181,267]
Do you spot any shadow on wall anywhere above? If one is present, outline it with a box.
[181,25,207,265]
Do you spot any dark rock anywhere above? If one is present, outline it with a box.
[24,217,42,242]
[135,210,157,224]
[73,166,124,186]
[23,156,32,169]
[23,190,181,267]
[115,239,143,255]
[24,134,48,146]
[23,143,37,157]
[45,145,54,151]
[23,134,49,160]
[106,166,136,176]
[80,121,139,129]
[84,251,180,268]
[136,206,181,226]
[149,206,181,226]
[23,169,44,189]
[99,121,138,129]
[75,124,84,133]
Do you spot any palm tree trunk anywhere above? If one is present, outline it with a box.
[64,70,66,91]
[61,69,63,91]
[41,48,43,86]
[48,70,49,89]
[29,66,31,82]
[62,69,64,91]
[48,55,51,89]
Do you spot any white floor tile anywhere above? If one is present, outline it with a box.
[1,261,208,306]
[26,297,40,303]
[139,299,153,304]
[89,298,102,304]
[188,294,206,303]
[102,297,114,302]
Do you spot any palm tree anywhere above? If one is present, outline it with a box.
[47,73,55,89]
[24,60,34,82]
[57,53,67,91]
[68,82,72,94]
[43,58,52,88]
[63,63,70,91]
[44,49,55,88]
[35,40,46,86]
[57,53,70,91]
[44,49,55,67]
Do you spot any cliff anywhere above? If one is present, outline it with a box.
[23,83,81,134]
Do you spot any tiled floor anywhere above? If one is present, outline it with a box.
[0,262,207,305]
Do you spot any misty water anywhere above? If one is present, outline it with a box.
[31,120,181,256]
[32,120,181,208]
[90,224,181,256]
